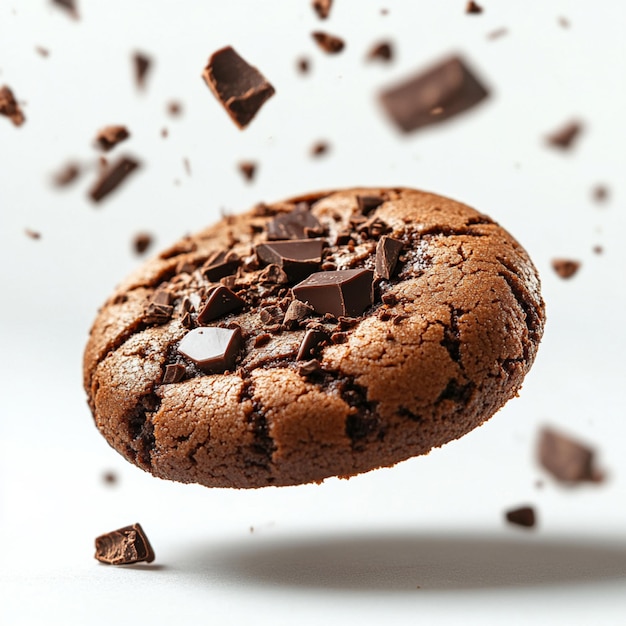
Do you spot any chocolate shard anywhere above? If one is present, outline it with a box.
[143,302,173,325]
[312,32,345,54]
[95,125,130,152]
[133,52,152,89]
[312,0,332,19]
[202,46,275,129]
[505,506,536,529]
[538,427,604,484]
[551,258,580,279]
[255,238,323,281]
[546,120,582,150]
[167,101,183,117]
[592,185,608,203]
[293,269,374,318]
[197,285,246,324]
[25,228,41,240]
[375,236,404,279]
[311,140,330,157]
[89,156,140,203]
[367,42,394,63]
[379,55,489,133]
[162,363,186,384]
[0,86,26,127]
[297,328,330,361]
[466,1,483,14]
[51,0,79,19]
[201,251,239,282]
[94,523,155,565]
[267,203,323,240]
[238,161,256,182]
[177,326,243,373]
[283,300,315,328]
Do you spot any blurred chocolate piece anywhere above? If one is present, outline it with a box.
[197,286,245,324]
[89,156,140,203]
[177,326,243,373]
[94,523,155,565]
[51,0,78,19]
[35,46,50,57]
[558,16,570,28]
[52,162,81,187]
[133,52,152,89]
[298,359,321,376]
[267,203,323,240]
[238,161,257,182]
[466,1,483,14]
[592,184,608,203]
[0,86,25,126]
[283,300,315,328]
[367,41,393,62]
[538,427,604,484]
[101,470,118,485]
[487,28,508,40]
[260,306,284,326]
[167,101,183,117]
[133,232,153,255]
[357,195,384,215]
[202,251,239,282]
[311,140,330,157]
[256,239,323,281]
[551,258,580,279]
[546,120,582,150]
[297,57,311,75]
[293,269,374,317]
[162,363,186,384]
[202,46,275,129]
[95,125,130,151]
[375,236,404,279]
[505,506,536,528]
[312,0,332,19]
[24,228,41,240]
[379,55,489,133]
[312,32,345,54]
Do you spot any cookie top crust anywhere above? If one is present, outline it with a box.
[84,187,545,488]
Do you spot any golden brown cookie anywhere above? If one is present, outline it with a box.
[84,188,545,488]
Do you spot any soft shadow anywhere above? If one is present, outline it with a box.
[185,532,626,592]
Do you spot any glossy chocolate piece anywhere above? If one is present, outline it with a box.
[255,238,323,281]
[375,235,404,279]
[177,326,243,373]
[94,523,155,565]
[197,286,245,324]
[202,251,239,282]
[266,203,323,240]
[296,328,330,361]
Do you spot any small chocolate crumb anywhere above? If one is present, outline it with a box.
[238,161,257,182]
[592,245,603,255]
[558,16,570,28]
[311,141,330,157]
[367,41,394,63]
[133,52,152,90]
[95,523,155,565]
[52,162,81,187]
[592,185,608,203]
[546,120,582,150]
[35,46,50,57]
[25,228,41,240]
[162,363,186,384]
[51,0,78,19]
[466,1,483,14]
[254,333,271,348]
[89,156,140,203]
[331,331,347,344]
[551,258,580,279]
[0,85,25,126]
[95,125,130,152]
[505,506,536,529]
[297,57,311,75]
[487,27,508,40]
[202,46,275,129]
[260,306,284,326]
[312,0,332,19]
[183,158,191,176]
[161,128,168,138]
[298,359,321,376]
[312,32,345,54]
[102,471,118,486]
[167,101,183,117]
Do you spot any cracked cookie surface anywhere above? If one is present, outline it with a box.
[84,187,545,488]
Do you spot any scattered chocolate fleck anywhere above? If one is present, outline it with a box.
[486,27,508,40]
[254,333,271,348]
[238,161,257,182]
[592,185,608,203]
[321,261,338,271]
[392,314,408,325]
[177,326,243,373]
[161,128,168,138]
[298,359,321,376]
[102,471,118,485]
[558,16,570,28]
[293,269,374,318]
[260,306,284,326]
[167,100,183,117]
[551,258,580,279]
[256,238,323,281]
[267,203,323,240]
[0,85,25,126]
[367,41,393,63]
[24,228,41,240]
[95,125,130,152]
[312,0,332,19]
[592,245,603,255]
[357,195,384,215]
[52,162,81,187]
[546,120,582,150]
[311,140,330,157]
[375,235,404,279]
[197,286,246,324]
[283,300,315,329]
[357,216,391,238]
[258,264,289,284]
[89,156,140,203]
[312,32,345,54]
[297,328,330,361]
[51,0,78,19]
[133,52,152,89]
[162,363,186,384]
[466,1,483,14]
[379,55,489,133]
[202,46,275,129]
[538,427,604,484]
[183,158,191,176]
[35,46,50,57]
[95,523,155,565]
[505,506,536,529]
[338,316,359,330]
[297,57,311,75]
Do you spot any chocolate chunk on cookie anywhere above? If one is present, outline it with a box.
[84,188,545,488]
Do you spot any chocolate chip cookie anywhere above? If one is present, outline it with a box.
[84,188,545,488]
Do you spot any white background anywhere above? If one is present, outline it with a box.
[1,1,625,624]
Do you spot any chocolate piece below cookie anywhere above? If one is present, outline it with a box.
[95,523,155,565]
[132,52,152,89]
[505,506,536,528]
[202,46,275,129]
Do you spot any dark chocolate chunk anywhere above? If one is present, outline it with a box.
[94,523,155,565]
[197,286,246,324]
[260,306,284,326]
[258,264,289,284]
[25,228,41,240]
[312,32,345,54]
[151,289,172,306]
[267,204,323,240]
[297,57,311,75]
[293,269,374,318]
[95,125,130,151]
[256,238,323,281]
[379,55,489,133]
[381,292,398,305]
[310,140,330,157]
[133,232,153,255]
[238,161,257,182]
[331,331,347,344]
[356,195,384,214]
[89,156,140,203]
[283,300,315,329]
[0,86,25,126]
[546,121,582,150]
[551,258,580,279]
[202,251,239,282]
[298,359,321,376]
[162,363,186,384]
[505,506,536,528]
[375,235,404,279]
[133,52,152,89]
[538,427,604,484]
[466,1,483,14]
[312,0,332,19]
[367,42,393,63]
[177,326,243,373]
[143,301,173,325]
[51,0,78,19]
[297,328,330,361]
[202,46,275,129]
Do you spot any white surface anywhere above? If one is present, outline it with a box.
[1,1,626,624]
